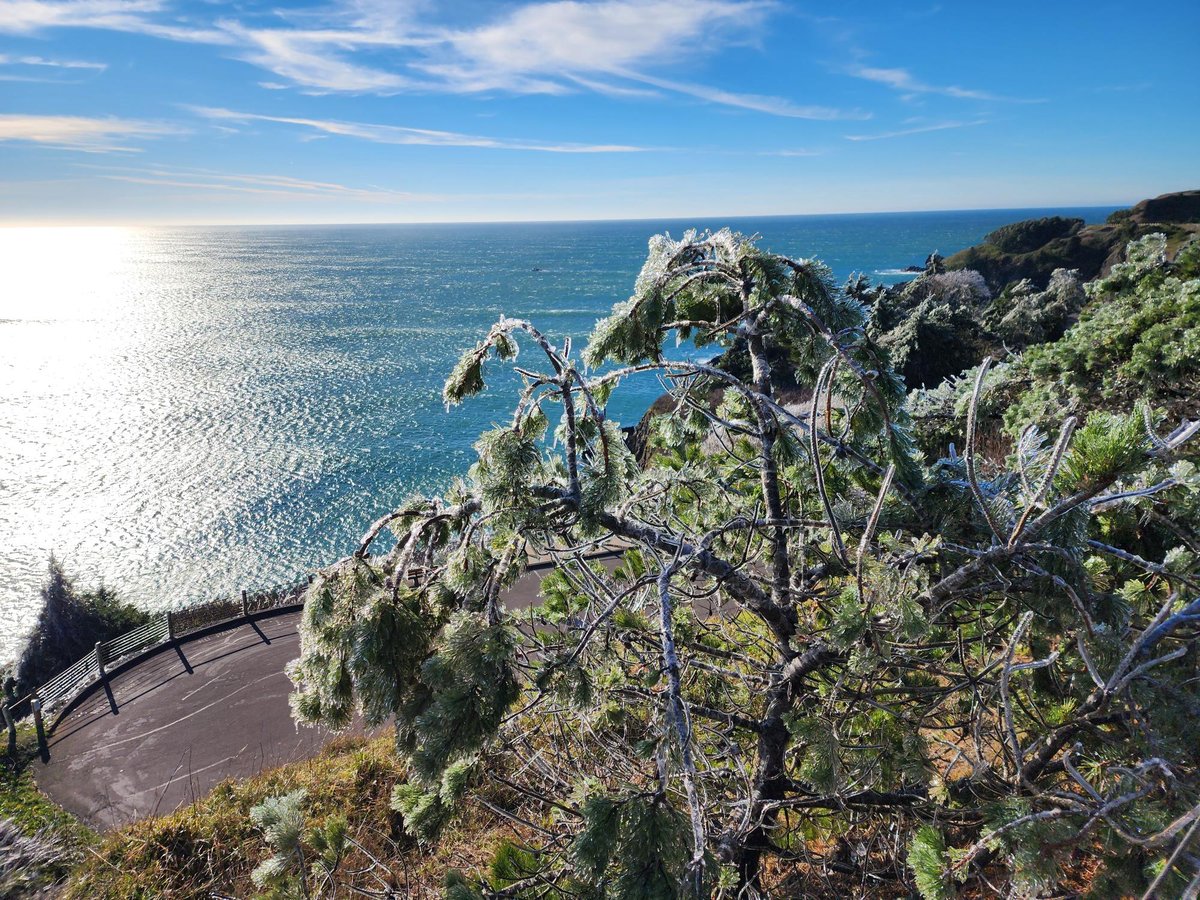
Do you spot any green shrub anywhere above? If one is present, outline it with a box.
[1008,234,1200,429]
[983,215,1084,254]
[13,557,150,697]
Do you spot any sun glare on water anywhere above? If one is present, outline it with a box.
[0,226,163,660]
[0,226,139,322]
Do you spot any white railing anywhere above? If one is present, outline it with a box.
[3,579,312,751]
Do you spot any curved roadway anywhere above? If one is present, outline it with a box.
[36,563,564,830]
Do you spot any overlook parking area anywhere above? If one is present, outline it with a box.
[34,610,339,830]
[33,558,581,830]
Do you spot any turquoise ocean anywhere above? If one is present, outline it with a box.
[0,208,1117,661]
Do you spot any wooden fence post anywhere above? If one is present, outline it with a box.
[31,697,46,755]
[241,589,250,618]
[166,610,175,641]
[95,641,107,682]
[2,703,15,758]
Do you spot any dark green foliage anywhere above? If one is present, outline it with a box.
[907,360,1019,460]
[988,267,1086,346]
[872,268,994,388]
[584,230,756,367]
[489,840,540,887]
[248,789,349,898]
[984,216,1084,254]
[444,325,520,408]
[401,614,520,785]
[444,869,485,900]
[574,794,689,900]
[14,556,149,696]
[390,781,451,843]
[1175,234,1200,277]
[578,420,638,533]
[946,220,1116,293]
[289,560,420,729]
[1058,408,1147,490]
[471,427,543,513]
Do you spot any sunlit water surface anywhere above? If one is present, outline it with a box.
[0,210,1115,661]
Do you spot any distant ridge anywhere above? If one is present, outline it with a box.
[946,189,1200,290]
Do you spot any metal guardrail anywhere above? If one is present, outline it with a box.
[1,549,619,755]
[3,579,313,753]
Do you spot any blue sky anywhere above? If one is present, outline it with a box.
[1,0,1196,224]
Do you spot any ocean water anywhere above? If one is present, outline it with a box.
[0,207,1116,663]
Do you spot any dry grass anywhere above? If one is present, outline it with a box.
[63,734,522,899]
[52,727,1116,898]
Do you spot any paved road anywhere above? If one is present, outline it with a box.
[35,562,568,830]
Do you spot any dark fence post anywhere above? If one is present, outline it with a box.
[241,589,250,618]
[95,641,107,683]
[166,610,175,641]
[31,697,46,755]
[2,703,15,757]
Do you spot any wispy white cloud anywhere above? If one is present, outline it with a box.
[848,64,1041,103]
[0,52,106,69]
[429,1,759,88]
[218,21,421,94]
[561,74,663,100]
[415,1,858,118]
[618,70,868,120]
[0,0,231,43]
[1089,81,1153,94]
[844,119,986,141]
[0,113,181,151]
[0,50,107,82]
[88,163,443,201]
[0,0,860,119]
[759,148,824,157]
[190,106,650,153]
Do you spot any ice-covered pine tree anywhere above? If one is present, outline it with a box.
[287,230,1200,898]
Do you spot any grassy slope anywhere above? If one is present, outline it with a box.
[1,724,96,895]
[63,734,517,899]
[2,726,90,841]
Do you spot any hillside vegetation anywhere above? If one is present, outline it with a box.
[6,557,149,702]
[11,194,1200,899]
[944,189,1200,291]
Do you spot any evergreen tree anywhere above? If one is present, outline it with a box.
[15,556,149,696]
[248,789,348,899]
[289,231,1200,897]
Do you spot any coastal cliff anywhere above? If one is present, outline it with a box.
[945,189,1200,290]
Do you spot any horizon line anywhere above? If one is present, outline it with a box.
[0,200,1132,230]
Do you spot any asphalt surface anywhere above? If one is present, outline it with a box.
[34,563,564,830]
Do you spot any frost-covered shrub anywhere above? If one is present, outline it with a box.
[924,268,992,305]
[873,267,994,388]
[249,790,347,899]
[991,267,1085,346]
[0,817,69,896]
[1009,234,1200,428]
[288,231,1200,899]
